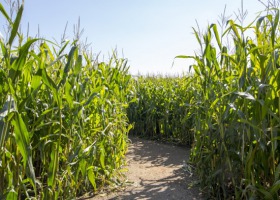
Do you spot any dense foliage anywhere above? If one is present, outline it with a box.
[0,3,134,199]
[2,0,280,199]
[128,75,194,145]
[129,4,280,199]
[178,6,280,200]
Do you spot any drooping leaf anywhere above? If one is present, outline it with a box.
[235,91,256,101]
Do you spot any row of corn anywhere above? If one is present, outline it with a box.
[127,75,194,145]
[178,5,280,199]
[0,3,134,199]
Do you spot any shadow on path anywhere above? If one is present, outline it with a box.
[127,137,189,167]
[86,136,204,200]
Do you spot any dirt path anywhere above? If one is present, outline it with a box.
[86,136,203,200]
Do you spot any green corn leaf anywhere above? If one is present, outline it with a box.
[99,143,105,169]
[272,10,279,47]
[78,159,86,177]
[210,24,222,50]
[40,42,55,61]
[10,39,38,82]
[0,38,7,58]
[59,46,77,87]
[47,144,57,187]
[74,54,82,75]
[0,3,12,25]
[31,68,43,90]
[227,20,241,41]
[64,46,77,74]
[31,74,42,90]
[256,15,269,32]
[82,87,101,107]
[41,68,60,106]
[192,27,202,48]
[41,68,57,91]
[192,65,201,75]
[87,166,97,190]
[11,112,29,166]
[8,4,23,46]
[11,112,36,194]
[6,189,18,200]
[273,9,279,31]
[58,40,70,56]
[65,81,73,108]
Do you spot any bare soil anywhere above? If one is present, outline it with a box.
[83,136,204,200]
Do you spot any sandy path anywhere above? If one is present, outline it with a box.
[84,137,203,200]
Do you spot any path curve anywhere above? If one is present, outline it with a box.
[86,136,203,200]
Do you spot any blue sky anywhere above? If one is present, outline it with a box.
[2,1,265,75]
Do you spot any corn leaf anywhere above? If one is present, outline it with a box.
[8,5,23,46]
[87,166,97,190]
[11,112,36,193]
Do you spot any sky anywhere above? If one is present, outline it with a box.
[1,0,267,75]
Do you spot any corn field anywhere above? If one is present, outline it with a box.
[0,3,134,199]
[1,0,280,199]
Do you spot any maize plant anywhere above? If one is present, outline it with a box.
[176,3,280,199]
[0,2,134,199]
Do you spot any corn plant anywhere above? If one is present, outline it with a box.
[127,75,195,145]
[0,2,134,199]
[176,2,280,199]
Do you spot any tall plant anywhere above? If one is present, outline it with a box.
[0,1,134,199]
[176,2,280,199]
